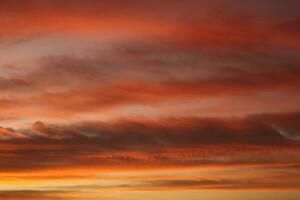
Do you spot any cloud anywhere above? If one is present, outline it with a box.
[1,47,295,111]
[1,0,300,198]
[0,0,299,123]
[1,0,300,51]
[0,190,72,200]
[110,178,300,190]
[0,113,299,172]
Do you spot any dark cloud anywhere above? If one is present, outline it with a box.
[0,77,32,91]
[53,177,300,191]
[0,113,299,171]
[0,190,72,200]
[126,178,300,190]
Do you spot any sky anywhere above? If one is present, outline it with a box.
[0,0,300,199]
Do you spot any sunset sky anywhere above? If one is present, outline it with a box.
[0,0,300,199]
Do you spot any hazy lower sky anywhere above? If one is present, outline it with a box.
[0,0,300,199]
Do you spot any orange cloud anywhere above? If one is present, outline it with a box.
[1,1,300,199]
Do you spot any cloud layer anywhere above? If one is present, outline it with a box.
[0,0,300,200]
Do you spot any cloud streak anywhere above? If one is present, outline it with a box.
[0,113,299,172]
